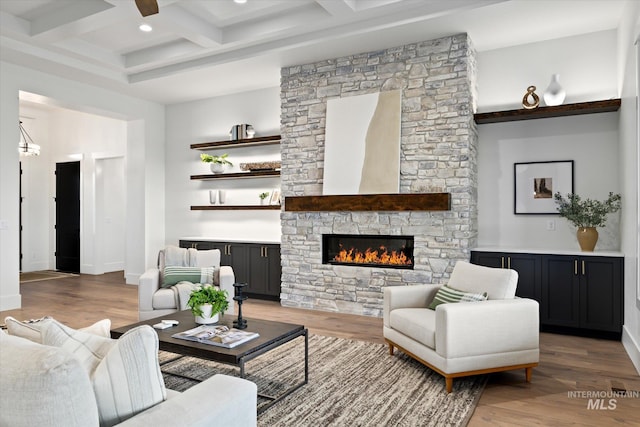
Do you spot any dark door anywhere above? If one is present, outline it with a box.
[55,161,80,273]
[580,257,623,332]
[228,243,249,285]
[541,255,579,328]
[507,253,541,300]
[470,251,504,269]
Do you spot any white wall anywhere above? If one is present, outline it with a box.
[1,62,165,310]
[477,113,620,251]
[617,1,640,374]
[477,30,618,112]
[19,110,51,272]
[476,30,623,251]
[164,87,281,246]
[43,107,127,274]
[96,157,126,273]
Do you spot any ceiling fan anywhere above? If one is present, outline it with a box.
[135,0,159,17]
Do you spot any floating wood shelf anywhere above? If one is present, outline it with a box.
[191,205,281,211]
[473,99,621,124]
[191,170,280,180]
[190,134,281,150]
[284,193,451,212]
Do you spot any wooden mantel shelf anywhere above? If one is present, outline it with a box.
[284,193,451,212]
[473,99,621,124]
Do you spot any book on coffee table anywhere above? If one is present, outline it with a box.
[171,324,259,348]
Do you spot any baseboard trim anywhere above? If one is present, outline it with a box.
[0,293,22,311]
[622,325,640,375]
[125,272,141,285]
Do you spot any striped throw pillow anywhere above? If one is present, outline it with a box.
[163,266,215,287]
[428,285,488,310]
[42,321,166,426]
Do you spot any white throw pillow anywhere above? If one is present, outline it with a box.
[4,316,111,343]
[42,321,167,427]
[0,331,99,427]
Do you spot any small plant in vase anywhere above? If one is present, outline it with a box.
[553,192,621,252]
[200,153,233,174]
[186,285,229,324]
[259,192,270,205]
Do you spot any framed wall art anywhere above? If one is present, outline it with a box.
[514,160,574,215]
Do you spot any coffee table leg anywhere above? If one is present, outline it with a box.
[304,329,308,384]
[240,359,245,379]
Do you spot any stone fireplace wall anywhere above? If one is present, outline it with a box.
[280,34,478,316]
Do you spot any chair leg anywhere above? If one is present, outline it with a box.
[388,343,394,355]
[525,367,533,383]
[445,377,453,393]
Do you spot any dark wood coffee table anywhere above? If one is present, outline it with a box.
[111,310,308,413]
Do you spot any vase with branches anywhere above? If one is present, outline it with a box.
[553,192,621,251]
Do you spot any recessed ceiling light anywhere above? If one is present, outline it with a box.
[234,0,247,4]
[139,23,153,32]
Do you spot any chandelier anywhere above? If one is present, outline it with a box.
[18,121,40,156]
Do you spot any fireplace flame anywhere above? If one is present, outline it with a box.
[333,245,412,266]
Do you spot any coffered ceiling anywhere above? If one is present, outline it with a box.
[0,0,628,104]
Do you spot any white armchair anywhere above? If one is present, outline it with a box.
[139,247,235,321]
[383,261,539,393]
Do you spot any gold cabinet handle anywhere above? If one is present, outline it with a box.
[574,260,578,275]
[582,260,585,276]
[507,257,511,269]
[501,257,505,269]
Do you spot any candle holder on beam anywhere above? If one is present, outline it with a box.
[233,282,248,329]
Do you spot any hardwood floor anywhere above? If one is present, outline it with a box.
[2,272,639,426]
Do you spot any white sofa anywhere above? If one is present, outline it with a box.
[0,321,257,427]
[383,261,539,393]
[139,246,235,321]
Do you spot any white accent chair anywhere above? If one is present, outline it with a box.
[383,261,539,393]
[139,247,235,321]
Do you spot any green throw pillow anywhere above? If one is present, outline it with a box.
[163,266,215,287]
[427,285,488,310]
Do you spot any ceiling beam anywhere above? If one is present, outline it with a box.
[30,0,117,41]
[314,0,356,16]
[152,3,222,48]
[124,39,201,69]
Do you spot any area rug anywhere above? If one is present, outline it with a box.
[160,334,487,427]
[19,270,78,283]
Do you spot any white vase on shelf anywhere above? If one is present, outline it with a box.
[210,163,225,174]
[543,74,566,106]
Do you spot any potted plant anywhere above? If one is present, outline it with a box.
[553,192,621,252]
[186,285,229,324]
[259,191,270,205]
[200,153,233,174]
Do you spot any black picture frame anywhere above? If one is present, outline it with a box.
[514,160,574,215]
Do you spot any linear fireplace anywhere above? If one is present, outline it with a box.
[322,234,414,269]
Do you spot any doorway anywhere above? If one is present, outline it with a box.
[55,161,80,273]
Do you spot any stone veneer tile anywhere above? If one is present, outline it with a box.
[279,33,478,316]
